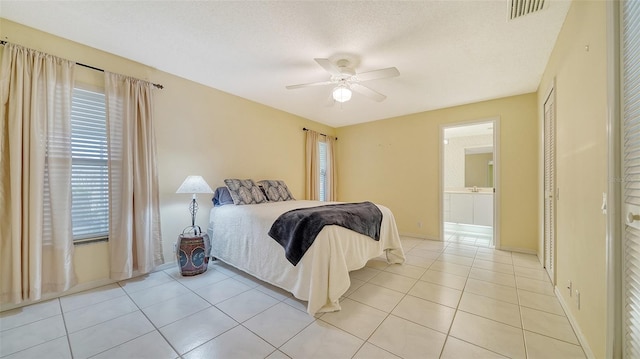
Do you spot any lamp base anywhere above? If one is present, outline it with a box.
[188,197,199,227]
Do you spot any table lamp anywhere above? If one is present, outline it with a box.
[176,175,214,234]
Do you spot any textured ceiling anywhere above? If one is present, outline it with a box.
[0,1,571,128]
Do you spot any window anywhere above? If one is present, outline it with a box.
[70,88,109,241]
[319,141,327,201]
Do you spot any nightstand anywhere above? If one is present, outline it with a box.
[176,231,210,276]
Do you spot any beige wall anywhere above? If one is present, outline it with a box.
[0,19,334,294]
[536,1,608,357]
[336,93,539,251]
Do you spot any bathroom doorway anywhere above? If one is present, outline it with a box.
[441,118,499,248]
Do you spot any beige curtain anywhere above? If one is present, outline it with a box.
[0,43,77,304]
[305,129,320,200]
[105,72,163,280]
[325,135,338,201]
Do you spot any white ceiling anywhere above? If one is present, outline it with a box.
[0,1,571,128]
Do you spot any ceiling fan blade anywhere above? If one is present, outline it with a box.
[351,83,387,102]
[286,80,333,90]
[356,67,400,82]
[314,58,342,76]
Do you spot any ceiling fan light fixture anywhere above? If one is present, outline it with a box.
[332,85,352,103]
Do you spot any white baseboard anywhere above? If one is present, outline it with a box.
[399,232,439,241]
[154,261,177,272]
[0,277,117,312]
[498,245,537,255]
[1,262,177,313]
[554,287,595,359]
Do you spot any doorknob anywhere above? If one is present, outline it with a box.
[627,204,640,230]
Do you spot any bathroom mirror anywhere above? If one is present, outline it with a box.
[464,147,493,187]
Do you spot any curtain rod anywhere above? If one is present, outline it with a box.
[303,127,337,141]
[0,40,164,89]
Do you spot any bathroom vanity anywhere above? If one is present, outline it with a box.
[443,188,493,226]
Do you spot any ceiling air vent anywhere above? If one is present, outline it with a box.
[508,0,545,20]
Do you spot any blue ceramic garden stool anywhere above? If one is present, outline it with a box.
[177,233,210,276]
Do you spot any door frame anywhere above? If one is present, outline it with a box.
[542,82,557,283]
[605,0,621,356]
[439,117,501,248]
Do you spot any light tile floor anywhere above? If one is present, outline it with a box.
[444,225,494,247]
[0,237,586,359]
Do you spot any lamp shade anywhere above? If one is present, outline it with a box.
[176,176,214,194]
[332,85,352,103]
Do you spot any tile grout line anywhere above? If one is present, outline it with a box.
[347,242,441,359]
[110,270,237,358]
[200,262,323,358]
[436,241,473,359]
[65,289,161,359]
[337,235,575,358]
[444,234,531,358]
[511,255,530,359]
[338,239,447,358]
[166,266,272,358]
[55,298,77,359]
[1,235,583,359]
[0,300,68,358]
[99,279,182,359]
[138,266,281,358]
[225,294,300,357]
[439,237,530,359]
[48,281,166,359]
[407,238,520,358]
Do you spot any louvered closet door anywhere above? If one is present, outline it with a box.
[622,0,640,356]
[544,88,556,282]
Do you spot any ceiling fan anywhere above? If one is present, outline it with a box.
[286,58,400,103]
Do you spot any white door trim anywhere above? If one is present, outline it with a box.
[543,83,556,283]
[606,0,622,356]
[439,117,500,248]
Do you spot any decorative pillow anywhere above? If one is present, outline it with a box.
[258,180,295,202]
[212,186,234,206]
[223,179,268,205]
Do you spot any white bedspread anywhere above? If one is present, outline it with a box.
[207,200,405,315]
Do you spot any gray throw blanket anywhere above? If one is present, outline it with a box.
[268,201,383,266]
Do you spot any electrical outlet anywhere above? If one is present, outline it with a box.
[575,290,581,310]
[567,280,572,296]
[417,221,422,228]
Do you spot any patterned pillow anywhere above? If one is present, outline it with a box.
[223,179,268,205]
[258,180,295,202]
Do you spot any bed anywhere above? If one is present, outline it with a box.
[206,198,405,316]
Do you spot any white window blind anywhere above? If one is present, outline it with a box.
[622,0,640,356]
[319,141,327,201]
[71,88,109,241]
